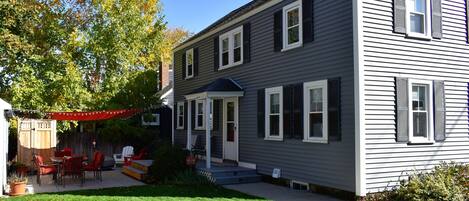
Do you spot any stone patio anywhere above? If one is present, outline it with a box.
[22,168,145,194]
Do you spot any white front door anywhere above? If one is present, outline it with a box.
[223,97,238,161]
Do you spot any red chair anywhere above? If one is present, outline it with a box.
[84,152,105,181]
[123,149,147,166]
[61,156,84,187]
[63,147,72,157]
[33,155,57,185]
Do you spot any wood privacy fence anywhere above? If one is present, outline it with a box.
[57,132,122,160]
[17,119,57,167]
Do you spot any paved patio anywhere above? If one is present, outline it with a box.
[224,182,345,201]
[24,168,145,194]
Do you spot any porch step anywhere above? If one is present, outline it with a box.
[122,160,153,181]
[206,168,258,178]
[197,165,261,185]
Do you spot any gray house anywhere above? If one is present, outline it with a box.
[172,0,469,197]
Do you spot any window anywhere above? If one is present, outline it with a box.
[408,79,434,143]
[265,86,283,140]
[194,100,214,130]
[195,100,205,129]
[303,80,328,143]
[176,102,184,129]
[141,113,160,126]
[185,49,194,78]
[219,26,243,69]
[283,0,302,51]
[406,0,431,38]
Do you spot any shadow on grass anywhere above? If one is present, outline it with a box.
[37,184,265,200]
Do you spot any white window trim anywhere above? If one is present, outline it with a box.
[282,0,303,51]
[185,49,194,79]
[176,102,184,129]
[265,86,283,141]
[405,0,432,39]
[303,80,328,143]
[408,79,434,144]
[141,113,160,126]
[219,26,243,70]
[194,99,214,130]
[195,99,205,130]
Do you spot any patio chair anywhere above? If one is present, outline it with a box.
[33,155,57,186]
[63,147,72,157]
[123,148,147,166]
[62,156,84,187]
[113,146,134,166]
[84,152,105,181]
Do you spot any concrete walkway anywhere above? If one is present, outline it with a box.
[224,182,344,201]
[24,168,145,194]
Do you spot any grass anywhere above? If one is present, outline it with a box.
[4,184,265,201]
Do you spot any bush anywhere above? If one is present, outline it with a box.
[166,169,212,185]
[366,163,469,201]
[146,143,189,184]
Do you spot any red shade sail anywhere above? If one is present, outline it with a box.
[47,109,143,121]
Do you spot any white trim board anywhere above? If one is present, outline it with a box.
[173,0,282,52]
[353,0,367,197]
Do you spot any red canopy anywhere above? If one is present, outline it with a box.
[47,108,143,121]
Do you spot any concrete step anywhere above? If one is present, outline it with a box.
[122,166,146,181]
[214,174,262,185]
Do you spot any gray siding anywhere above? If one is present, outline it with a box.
[174,0,355,192]
[361,0,469,193]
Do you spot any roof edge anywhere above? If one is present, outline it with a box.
[173,0,282,52]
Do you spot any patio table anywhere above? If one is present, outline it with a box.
[50,156,88,186]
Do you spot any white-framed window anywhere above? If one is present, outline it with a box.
[219,26,243,70]
[303,80,328,143]
[282,0,303,51]
[141,113,160,126]
[405,0,431,39]
[194,100,214,130]
[408,79,434,143]
[265,86,283,141]
[185,49,194,79]
[176,102,184,129]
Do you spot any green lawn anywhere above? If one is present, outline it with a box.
[4,185,265,201]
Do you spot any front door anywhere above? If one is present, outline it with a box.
[223,97,238,161]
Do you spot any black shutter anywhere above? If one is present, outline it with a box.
[181,53,186,80]
[274,10,283,52]
[191,100,195,130]
[173,103,177,129]
[467,0,469,43]
[257,89,265,138]
[434,80,446,142]
[193,47,199,76]
[213,37,219,71]
[283,85,294,138]
[394,0,406,34]
[184,102,188,129]
[432,0,443,39]
[243,23,251,63]
[292,83,304,139]
[396,77,409,142]
[302,0,314,43]
[212,100,221,131]
[328,78,341,141]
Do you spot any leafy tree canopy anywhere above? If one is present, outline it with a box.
[0,0,188,132]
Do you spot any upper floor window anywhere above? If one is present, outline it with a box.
[265,86,283,141]
[283,0,303,50]
[406,0,431,38]
[219,26,243,70]
[303,80,328,143]
[176,102,184,129]
[185,49,194,78]
[409,79,434,143]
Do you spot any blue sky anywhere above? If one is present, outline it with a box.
[161,0,252,33]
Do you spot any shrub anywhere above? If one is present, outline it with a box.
[166,169,212,185]
[146,143,189,183]
[365,163,468,201]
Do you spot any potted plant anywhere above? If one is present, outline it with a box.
[10,162,28,177]
[8,173,28,196]
[185,150,198,168]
